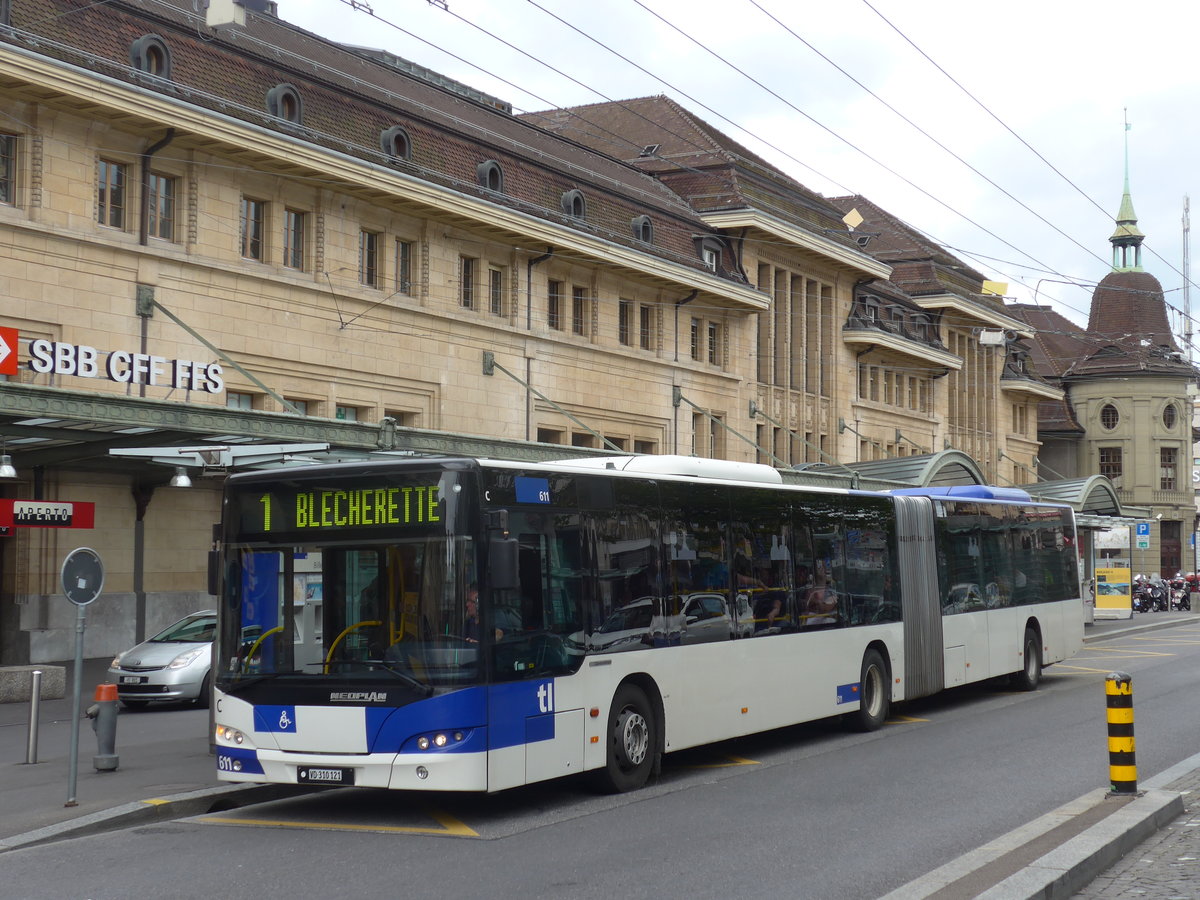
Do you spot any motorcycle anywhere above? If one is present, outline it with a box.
[1171,573,1192,611]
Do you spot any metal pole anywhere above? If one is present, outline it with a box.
[26,670,42,764]
[66,603,85,807]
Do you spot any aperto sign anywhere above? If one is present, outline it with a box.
[0,499,96,529]
[16,331,224,393]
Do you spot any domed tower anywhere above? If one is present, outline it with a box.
[1063,126,1195,574]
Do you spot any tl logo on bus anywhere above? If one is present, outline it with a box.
[537,682,554,713]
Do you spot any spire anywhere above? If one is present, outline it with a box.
[1110,111,1144,271]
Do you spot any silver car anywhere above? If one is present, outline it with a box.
[108,611,216,709]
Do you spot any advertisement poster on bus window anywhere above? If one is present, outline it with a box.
[1094,564,1133,619]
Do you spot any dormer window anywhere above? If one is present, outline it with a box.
[631,215,654,244]
[476,160,504,193]
[130,35,171,78]
[561,189,586,221]
[266,84,303,124]
[694,237,724,273]
[380,125,412,161]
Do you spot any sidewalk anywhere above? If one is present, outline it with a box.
[0,655,292,852]
[0,613,1198,900]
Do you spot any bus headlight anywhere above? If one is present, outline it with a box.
[409,730,470,752]
[216,725,245,745]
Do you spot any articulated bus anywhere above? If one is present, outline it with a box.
[212,454,1083,793]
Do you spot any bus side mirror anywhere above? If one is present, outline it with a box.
[207,550,220,596]
[489,536,519,590]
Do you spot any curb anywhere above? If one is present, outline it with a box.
[0,783,314,854]
[881,789,1183,900]
[977,790,1183,900]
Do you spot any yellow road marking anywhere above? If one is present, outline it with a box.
[679,754,759,769]
[886,714,928,723]
[199,808,478,838]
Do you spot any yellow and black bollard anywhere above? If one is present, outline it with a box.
[1105,671,1136,795]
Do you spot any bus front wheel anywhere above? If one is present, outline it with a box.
[1011,629,1042,692]
[596,683,658,793]
[846,648,890,732]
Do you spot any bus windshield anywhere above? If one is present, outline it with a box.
[215,465,479,690]
[217,539,479,688]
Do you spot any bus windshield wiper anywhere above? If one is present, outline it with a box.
[220,672,285,694]
[361,659,434,696]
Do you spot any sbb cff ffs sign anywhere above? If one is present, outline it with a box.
[0,499,95,529]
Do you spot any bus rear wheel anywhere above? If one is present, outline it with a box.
[1011,629,1042,692]
[595,683,658,793]
[846,648,889,732]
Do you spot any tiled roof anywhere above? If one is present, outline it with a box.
[521,96,855,240]
[5,0,734,277]
[1005,304,1094,380]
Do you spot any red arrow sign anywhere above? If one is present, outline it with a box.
[0,327,16,376]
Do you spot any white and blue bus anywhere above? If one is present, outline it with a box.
[212,454,1082,793]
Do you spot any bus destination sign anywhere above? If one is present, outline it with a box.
[248,484,441,535]
[0,499,96,529]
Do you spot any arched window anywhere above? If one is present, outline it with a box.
[130,34,171,78]
[266,84,303,124]
[1100,403,1120,430]
[561,189,586,221]
[476,160,504,193]
[1163,403,1178,429]
[379,125,412,161]
[631,215,654,244]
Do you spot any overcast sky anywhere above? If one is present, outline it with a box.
[278,0,1200,339]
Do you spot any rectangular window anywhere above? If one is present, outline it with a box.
[1099,447,1122,481]
[633,439,656,455]
[489,266,504,316]
[548,280,562,330]
[395,240,412,294]
[226,391,254,410]
[97,160,127,228]
[571,433,596,448]
[286,398,310,416]
[335,405,359,422]
[460,256,476,308]
[145,172,175,241]
[690,317,701,361]
[283,209,305,270]
[0,134,14,204]
[707,321,720,365]
[572,286,587,336]
[618,299,632,346]
[360,230,379,287]
[240,197,265,260]
[639,304,653,351]
[1160,447,1178,490]
[537,427,564,444]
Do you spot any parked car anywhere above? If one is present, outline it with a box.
[107,610,216,709]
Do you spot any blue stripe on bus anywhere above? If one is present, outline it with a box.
[253,705,297,732]
[364,681,557,753]
[217,746,264,775]
[836,682,860,705]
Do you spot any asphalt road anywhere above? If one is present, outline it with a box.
[5,620,1200,900]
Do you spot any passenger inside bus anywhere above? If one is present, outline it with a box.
[805,561,839,626]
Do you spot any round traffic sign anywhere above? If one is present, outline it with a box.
[61,547,104,606]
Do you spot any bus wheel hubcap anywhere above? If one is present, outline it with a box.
[617,709,648,767]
